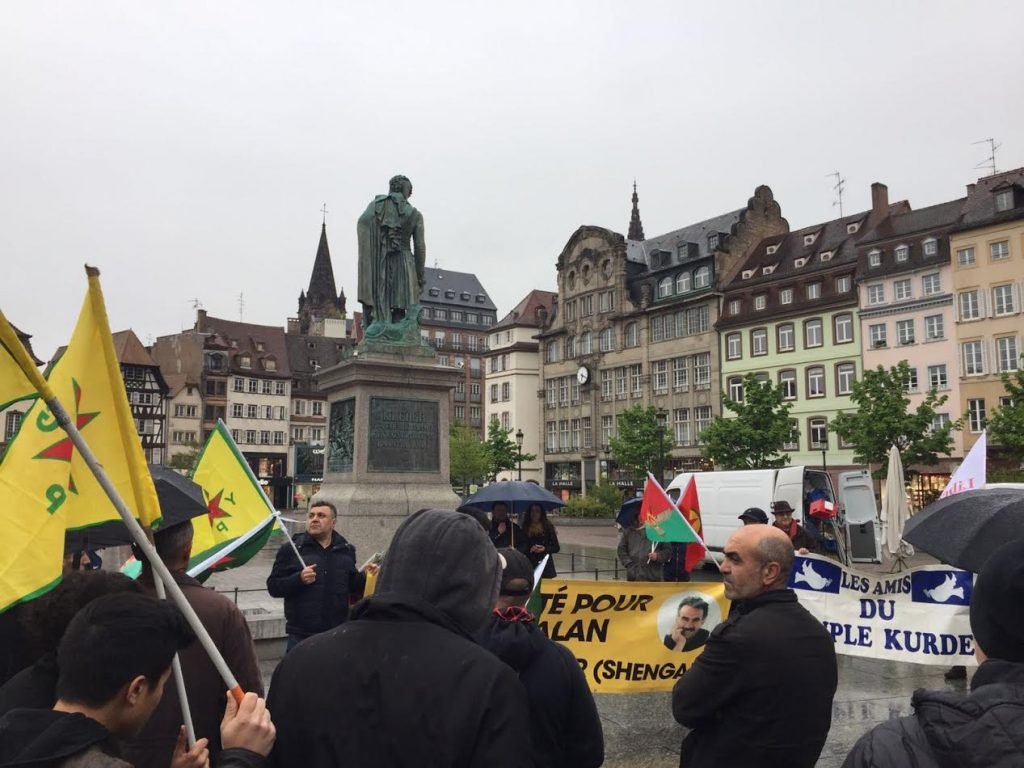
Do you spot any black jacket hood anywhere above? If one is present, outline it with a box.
[375,509,502,633]
[476,615,547,672]
[915,659,1024,768]
[0,709,111,767]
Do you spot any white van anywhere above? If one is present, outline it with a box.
[665,466,874,564]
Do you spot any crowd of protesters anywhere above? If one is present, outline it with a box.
[2,500,1022,768]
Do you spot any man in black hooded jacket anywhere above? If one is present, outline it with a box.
[267,509,532,768]
[843,538,1024,768]
[478,548,604,768]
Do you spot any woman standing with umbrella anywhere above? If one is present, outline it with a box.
[523,503,560,578]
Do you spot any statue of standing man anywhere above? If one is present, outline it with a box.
[356,175,426,338]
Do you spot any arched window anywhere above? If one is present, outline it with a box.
[624,322,639,347]
[564,335,575,358]
[694,266,711,289]
[579,331,593,355]
[599,328,614,352]
[658,276,673,298]
[676,272,691,293]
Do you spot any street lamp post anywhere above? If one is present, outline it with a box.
[515,428,524,481]
[656,408,668,484]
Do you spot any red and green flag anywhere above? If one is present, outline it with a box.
[640,473,705,561]
[677,477,706,571]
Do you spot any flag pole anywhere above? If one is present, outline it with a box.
[46,395,245,704]
[153,576,197,746]
[213,420,307,569]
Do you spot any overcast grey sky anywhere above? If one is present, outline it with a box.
[3,1,1023,360]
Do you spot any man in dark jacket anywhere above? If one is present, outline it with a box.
[489,501,527,553]
[125,522,264,768]
[771,500,819,553]
[265,500,365,650]
[843,538,1024,768]
[672,524,837,768]
[267,509,532,768]
[0,593,274,768]
[478,548,604,768]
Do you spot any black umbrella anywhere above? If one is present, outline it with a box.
[902,487,1024,572]
[65,465,210,551]
[463,481,566,516]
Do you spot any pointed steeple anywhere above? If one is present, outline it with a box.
[306,222,338,305]
[627,181,645,242]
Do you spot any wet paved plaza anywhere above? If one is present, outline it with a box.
[212,519,965,767]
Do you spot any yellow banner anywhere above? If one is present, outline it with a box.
[535,579,729,693]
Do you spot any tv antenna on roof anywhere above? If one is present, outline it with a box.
[972,138,1000,176]
[238,292,245,321]
[827,171,845,217]
[188,298,203,310]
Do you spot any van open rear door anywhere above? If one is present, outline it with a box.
[774,466,806,521]
[840,470,880,563]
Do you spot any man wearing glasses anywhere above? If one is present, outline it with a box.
[267,501,366,652]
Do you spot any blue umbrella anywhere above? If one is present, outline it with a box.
[616,498,642,529]
[463,481,566,516]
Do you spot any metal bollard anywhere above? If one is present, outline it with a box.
[233,587,239,604]
[595,568,599,580]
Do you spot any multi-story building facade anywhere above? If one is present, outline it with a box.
[112,330,169,465]
[195,311,293,507]
[536,185,788,495]
[419,267,497,436]
[0,325,42,454]
[164,373,202,463]
[951,168,1024,455]
[484,290,557,482]
[719,184,902,479]
[855,196,966,499]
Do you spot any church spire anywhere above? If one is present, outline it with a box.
[627,181,645,242]
[306,222,338,305]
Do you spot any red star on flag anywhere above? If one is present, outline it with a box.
[207,490,232,524]
[34,380,98,463]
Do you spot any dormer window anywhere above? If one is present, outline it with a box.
[742,269,756,279]
[754,294,767,311]
[847,222,860,234]
[460,292,471,301]
[762,265,776,275]
[819,251,833,262]
[230,340,238,349]
[677,242,691,259]
[895,245,910,262]
[728,299,741,315]
[923,238,938,257]
[766,244,779,255]
[868,249,882,267]
[780,288,793,305]
[428,287,440,296]
[806,282,822,300]
[708,233,720,250]
[996,189,1014,212]
[264,358,277,372]
[794,257,808,268]
[475,294,486,303]
[803,233,818,246]
[239,355,251,369]
[255,341,265,352]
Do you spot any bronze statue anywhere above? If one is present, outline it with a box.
[356,175,426,338]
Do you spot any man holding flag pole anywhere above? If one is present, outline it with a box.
[0,269,270,760]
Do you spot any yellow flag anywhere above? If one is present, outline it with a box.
[0,268,160,610]
[188,421,277,577]
[0,309,45,412]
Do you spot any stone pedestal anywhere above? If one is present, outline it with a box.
[312,350,461,558]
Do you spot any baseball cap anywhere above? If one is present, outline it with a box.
[738,507,769,524]
[497,547,534,596]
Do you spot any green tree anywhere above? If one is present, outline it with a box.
[700,374,795,469]
[483,418,536,480]
[449,423,489,493]
[987,361,1024,463]
[609,405,671,482]
[831,361,957,474]
[167,443,200,473]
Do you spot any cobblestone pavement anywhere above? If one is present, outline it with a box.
[219,518,963,768]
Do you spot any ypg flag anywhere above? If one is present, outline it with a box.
[676,477,706,572]
[0,311,40,413]
[187,421,276,578]
[0,268,160,610]
[640,473,704,554]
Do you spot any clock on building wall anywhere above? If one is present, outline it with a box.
[576,365,590,385]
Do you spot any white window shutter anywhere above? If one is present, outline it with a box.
[1013,282,1021,314]
[979,289,987,319]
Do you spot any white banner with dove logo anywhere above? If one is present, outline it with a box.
[789,555,975,666]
